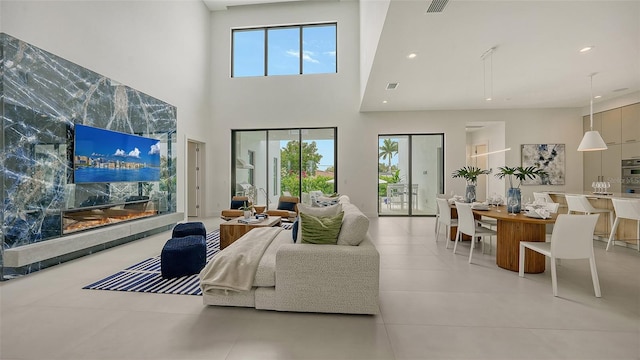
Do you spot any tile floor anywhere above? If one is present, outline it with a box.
[1,216,639,359]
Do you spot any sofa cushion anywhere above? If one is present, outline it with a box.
[300,211,344,245]
[337,203,369,246]
[230,200,246,209]
[296,203,342,243]
[278,201,297,212]
[292,218,299,242]
[253,230,292,287]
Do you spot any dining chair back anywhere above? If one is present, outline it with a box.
[519,214,601,297]
[533,192,554,203]
[436,198,457,246]
[543,202,561,214]
[565,194,613,234]
[606,198,640,251]
[453,202,497,263]
[434,193,448,234]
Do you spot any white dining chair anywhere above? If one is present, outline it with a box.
[533,192,554,204]
[519,214,601,297]
[606,198,640,252]
[453,202,497,263]
[436,198,457,247]
[565,194,613,236]
[543,202,561,214]
[434,193,448,235]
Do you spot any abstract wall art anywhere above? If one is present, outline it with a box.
[521,144,565,185]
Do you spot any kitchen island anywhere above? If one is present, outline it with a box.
[547,191,640,250]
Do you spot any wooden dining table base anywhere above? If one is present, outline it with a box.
[496,220,546,273]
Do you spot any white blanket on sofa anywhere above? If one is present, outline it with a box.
[199,227,282,294]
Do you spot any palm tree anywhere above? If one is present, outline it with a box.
[378,139,398,171]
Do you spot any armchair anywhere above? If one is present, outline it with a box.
[220,196,250,220]
[266,196,300,221]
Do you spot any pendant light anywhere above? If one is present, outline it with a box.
[578,73,608,152]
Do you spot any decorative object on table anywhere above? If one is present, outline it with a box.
[451,166,492,203]
[495,166,547,214]
[521,144,565,185]
[239,201,253,219]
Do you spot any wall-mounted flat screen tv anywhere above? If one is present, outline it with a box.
[74,124,161,183]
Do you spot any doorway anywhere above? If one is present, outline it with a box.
[187,140,204,217]
[471,143,488,202]
[378,134,444,216]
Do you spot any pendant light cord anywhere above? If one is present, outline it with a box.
[589,74,594,131]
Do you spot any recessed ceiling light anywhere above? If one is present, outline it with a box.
[382,100,388,104]
[485,97,492,101]
[594,95,602,99]
[579,46,594,53]
[407,53,417,59]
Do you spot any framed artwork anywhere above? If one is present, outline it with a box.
[521,144,565,185]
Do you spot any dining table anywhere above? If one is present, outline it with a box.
[471,205,558,273]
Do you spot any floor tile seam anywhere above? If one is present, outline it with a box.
[7,302,214,318]
[378,322,639,334]
[378,289,535,295]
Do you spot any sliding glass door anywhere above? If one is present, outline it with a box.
[378,134,443,216]
[232,128,336,210]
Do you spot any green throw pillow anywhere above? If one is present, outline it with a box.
[300,211,344,245]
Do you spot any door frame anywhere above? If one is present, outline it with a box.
[186,138,205,218]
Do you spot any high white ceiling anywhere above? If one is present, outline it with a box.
[204,0,640,112]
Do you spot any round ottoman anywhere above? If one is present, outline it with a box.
[161,235,206,279]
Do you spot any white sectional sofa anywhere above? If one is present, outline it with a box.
[201,196,380,315]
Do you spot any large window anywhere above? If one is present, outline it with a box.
[232,23,337,77]
[232,128,337,209]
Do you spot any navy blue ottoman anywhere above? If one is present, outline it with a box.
[172,222,206,239]
[161,235,207,279]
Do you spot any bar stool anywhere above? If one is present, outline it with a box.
[565,195,613,237]
[606,198,640,252]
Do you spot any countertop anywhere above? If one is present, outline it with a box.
[546,191,640,200]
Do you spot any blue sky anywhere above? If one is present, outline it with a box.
[75,124,160,166]
[233,25,336,77]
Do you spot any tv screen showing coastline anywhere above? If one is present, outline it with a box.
[74,124,161,183]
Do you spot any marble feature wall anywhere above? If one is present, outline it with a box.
[0,33,177,279]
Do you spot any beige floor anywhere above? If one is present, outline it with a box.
[1,216,639,360]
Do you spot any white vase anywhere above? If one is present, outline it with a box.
[243,210,251,219]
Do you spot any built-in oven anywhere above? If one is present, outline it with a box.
[622,159,640,193]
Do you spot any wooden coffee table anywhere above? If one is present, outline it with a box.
[219,216,282,249]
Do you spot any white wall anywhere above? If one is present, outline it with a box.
[359,0,391,103]
[1,0,212,218]
[209,1,362,214]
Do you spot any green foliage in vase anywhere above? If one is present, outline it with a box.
[494,166,548,189]
[451,166,492,185]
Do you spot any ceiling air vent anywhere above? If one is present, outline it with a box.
[386,83,399,90]
[426,0,449,13]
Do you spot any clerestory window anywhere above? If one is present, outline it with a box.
[232,23,337,77]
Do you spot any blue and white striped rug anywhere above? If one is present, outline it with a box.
[83,223,292,296]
